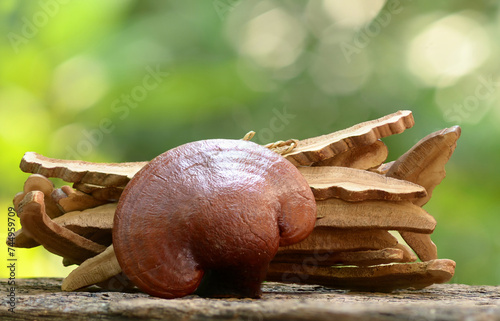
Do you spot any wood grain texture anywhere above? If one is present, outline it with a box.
[2,279,498,321]
[283,110,414,166]
[299,166,427,201]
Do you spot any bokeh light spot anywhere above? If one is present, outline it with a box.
[407,12,490,87]
[52,55,109,113]
[323,0,386,29]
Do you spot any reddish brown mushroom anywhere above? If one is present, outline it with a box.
[113,139,317,299]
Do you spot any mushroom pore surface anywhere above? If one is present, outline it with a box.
[113,139,317,299]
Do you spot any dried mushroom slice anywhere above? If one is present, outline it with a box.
[20,152,148,187]
[399,231,438,262]
[62,245,122,291]
[54,203,116,232]
[312,140,388,170]
[283,110,414,166]
[13,192,26,214]
[277,229,398,254]
[11,200,115,249]
[266,259,456,292]
[272,248,409,266]
[370,161,395,175]
[299,166,427,202]
[17,191,106,264]
[386,126,461,206]
[58,186,108,212]
[73,183,124,201]
[394,243,418,263]
[315,199,437,233]
[10,228,40,248]
[14,174,64,218]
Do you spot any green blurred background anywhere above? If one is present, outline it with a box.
[1,0,499,285]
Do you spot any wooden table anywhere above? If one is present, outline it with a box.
[1,278,499,320]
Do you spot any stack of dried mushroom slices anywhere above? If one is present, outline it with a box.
[9,110,461,293]
[268,111,461,291]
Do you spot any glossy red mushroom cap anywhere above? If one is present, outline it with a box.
[113,139,316,298]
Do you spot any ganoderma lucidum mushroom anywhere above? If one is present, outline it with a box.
[112,139,317,299]
[9,111,460,296]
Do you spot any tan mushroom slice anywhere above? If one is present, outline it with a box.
[315,199,436,233]
[13,174,64,218]
[12,203,116,250]
[399,231,437,262]
[312,140,388,170]
[267,259,455,291]
[299,166,427,202]
[20,152,148,187]
[17,191,106,264]
[13,192,25,214]
[55,202,116,247]
[385,126,461,206]
[23,173,53,193]
[73,183,124,201]
[62,245,122,291]
[394,243,418,263]
[370,161,395,175]
[58,186,108,212]
[282,110,414,166]
[272,247,408,266]
[9,228,40,248]
[277,228,398,254]
[54,203,116,232]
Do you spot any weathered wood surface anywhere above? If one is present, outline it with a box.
[2,278,499,321]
